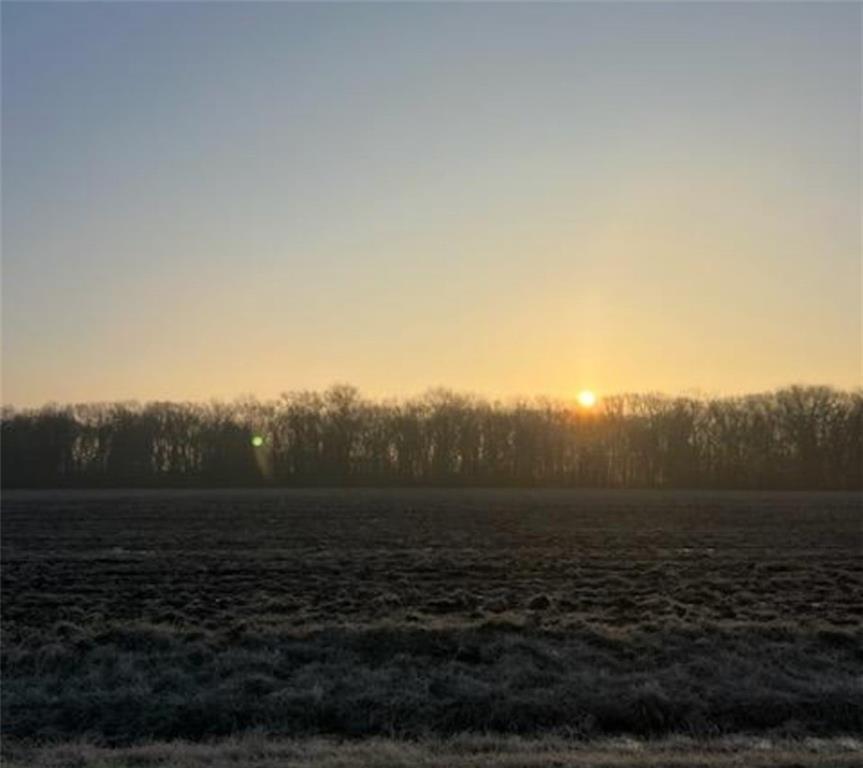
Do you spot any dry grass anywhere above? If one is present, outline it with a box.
[4,621,861,742]
[4,735,862,768]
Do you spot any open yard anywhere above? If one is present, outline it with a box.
[2,489,861,764]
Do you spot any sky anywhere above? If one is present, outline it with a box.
[2,2,861,407]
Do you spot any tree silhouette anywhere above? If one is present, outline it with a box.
[2,386,860,490]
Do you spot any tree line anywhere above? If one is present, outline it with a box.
[2,385,861,490]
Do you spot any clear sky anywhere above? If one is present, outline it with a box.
[2,2,860,407]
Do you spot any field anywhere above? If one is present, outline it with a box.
[2,489,861,766]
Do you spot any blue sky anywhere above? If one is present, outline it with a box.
[3,2,860,405]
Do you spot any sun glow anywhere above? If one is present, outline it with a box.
[577,390,597,408]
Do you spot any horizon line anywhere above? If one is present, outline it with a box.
[3,381,861,412]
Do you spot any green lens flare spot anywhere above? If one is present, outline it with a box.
[251,435,265,448]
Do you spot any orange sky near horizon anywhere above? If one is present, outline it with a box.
[2,3,861,408]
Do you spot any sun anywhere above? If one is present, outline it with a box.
[577,390,597,408]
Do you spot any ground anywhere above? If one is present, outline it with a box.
[2,489,861,765]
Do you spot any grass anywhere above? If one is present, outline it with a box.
[2,489,861,760]
[3,622,862,743]
[4,735,863,768]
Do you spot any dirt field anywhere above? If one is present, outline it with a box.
[2,489,861,761]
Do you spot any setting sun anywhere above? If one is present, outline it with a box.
[577,390,597,408]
